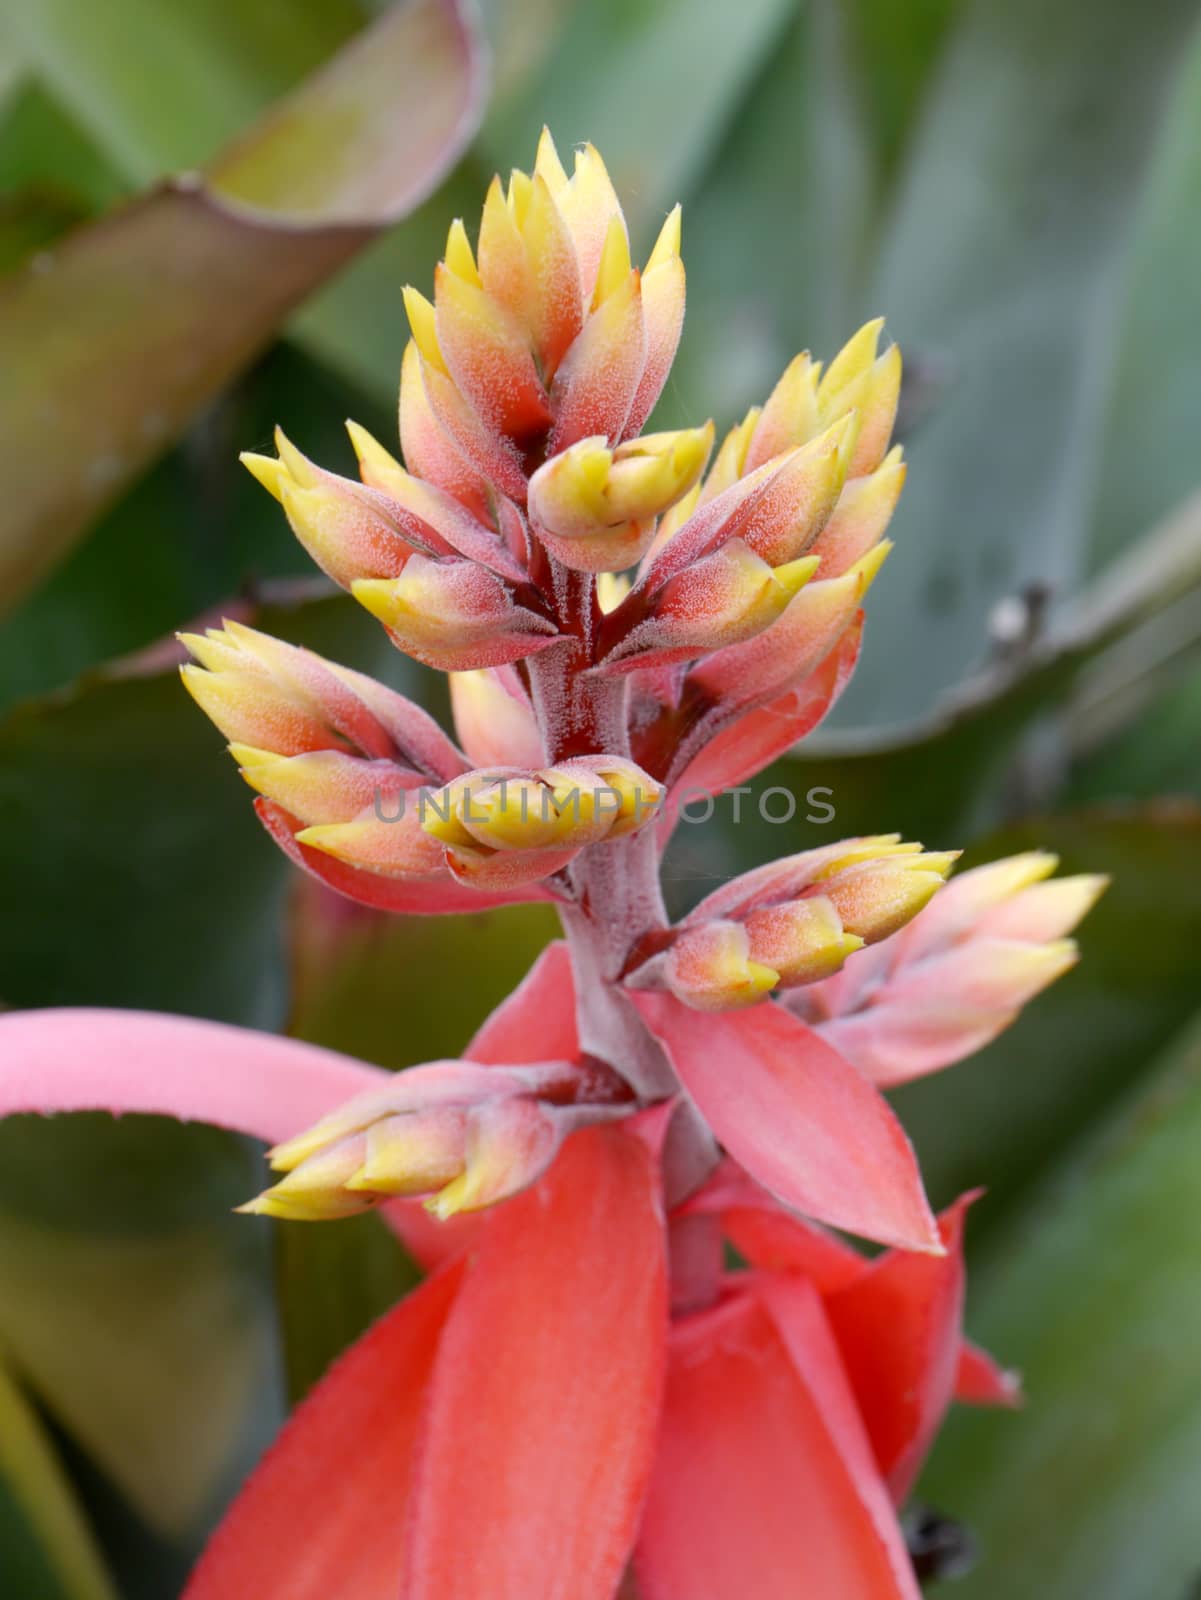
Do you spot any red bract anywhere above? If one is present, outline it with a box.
[1,133,1095,1595]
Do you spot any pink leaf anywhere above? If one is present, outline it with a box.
[0,1007,385,1146]
[632,994,939,1252]
[399,1124,667,1599]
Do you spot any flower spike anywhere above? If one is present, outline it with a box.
[46,126,1114,1600]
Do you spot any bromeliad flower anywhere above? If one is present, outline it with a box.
[0,132,1100,1597]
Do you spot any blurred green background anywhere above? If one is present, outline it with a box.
[2,0,1201,1594]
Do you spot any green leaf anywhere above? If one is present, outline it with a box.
[290,161,489,402]
[0,587,417,1019]
[273,1215,421,1404]
[287,875,559,1069]
[921,1006,1201,1599]
[0,0,364,182]
[664,484,1201,898]
[842,0,1201,727]
[0,666,290,1023]
[1087,25,1201,574]
[0,1115,281,1570]
[659,7,876,432]
[649,0,964,431]
[482,0,801,241]
[0,78,128,270]
[0,588,453,1580]
[0,342,395,715]
[1065,662,1201,808]
[0,0,484,615]
[0,1355,116,1600]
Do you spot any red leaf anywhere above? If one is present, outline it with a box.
[955,1339,1023,1408]
[636,1282,920,1599]
[257,797,557,914]
[633,995,939,1252]
[822,1195,975,1501]
[185,1265,463,1599]
[399,1124,667,1599]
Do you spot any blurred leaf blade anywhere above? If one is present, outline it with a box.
[0,586,416,1022]
[287,875,558,1069]
[481,0,801,241]
[1087,23,1201,574]
[842,0,1201,727]
[273,1214,421,1404]
[921,1006,1201,1599]
[0,1112,284,1594]
[0,1354,117,1600]
[0,0,366,181]
[0,0,485,616]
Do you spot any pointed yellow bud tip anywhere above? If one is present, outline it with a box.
[1077,874,1111,910]
[293,822,358,863]
[268,1121,343,1172]
[850,538,893,590]
[593,214,633,308]
[227,741,279,771]
[812,837,914,880]
[507,167,533,226]
[772,555,821,598]
[402,286,447,375]
[240,451,287,501]
[911,850,961,881]
[425,1164,497,1220]
[345,418,402,479]
[746,960,781,994]
[646,204,682,272]
[819,318,885,402]
[351,577,405,625]
[444,217,482,286]
[419,800,477,852]
[273,427,317,488]
[467,779,563,850]
[597,571,631,614]
[535,126,569,192]
[1043,937,1080,973]
[178,661,204,698]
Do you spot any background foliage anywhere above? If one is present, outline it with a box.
[2,0,1201,1593]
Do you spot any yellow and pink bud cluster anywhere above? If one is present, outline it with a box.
[243,1058,629,1221]
[420,757,663,888]
[175,133,1103,1238]
[790,851,1108,1085]
[629,837,957,1011]
[180,622,660,895]
[181,135,910,907]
